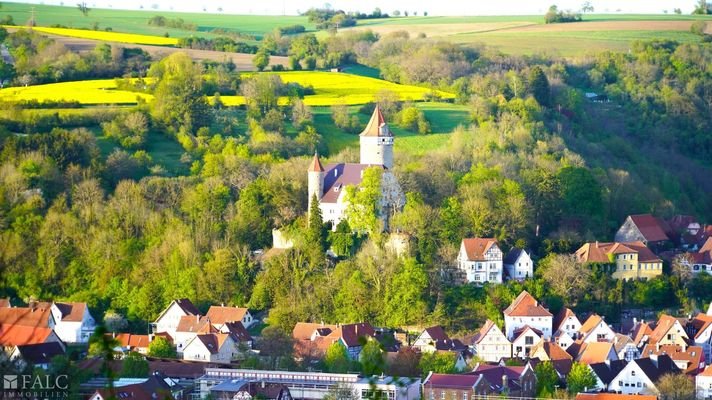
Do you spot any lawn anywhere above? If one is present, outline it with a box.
[6,26,179,46]
[0,2,313,39]
[0,72,453,106]
[313,102,470,156]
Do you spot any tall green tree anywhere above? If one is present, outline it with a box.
[567,362,597,394]
[121,352,149,378]
[345,167,383,236]
[529,66,551,107]
[149,52,210,133]
[534,361,558,398]
[324,342,352,373]
[147,336,177,358]
[383,258,428,326]
[307,194,327,252]
[359,339,385,376]
[418,351,457,375]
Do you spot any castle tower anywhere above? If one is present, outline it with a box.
[359,106,394,169]
[307,152,325,212]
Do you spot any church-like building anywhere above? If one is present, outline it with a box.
[307,106,405,230]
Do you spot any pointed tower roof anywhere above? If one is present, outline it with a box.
[307,152,324,172]
[360,105,392,137]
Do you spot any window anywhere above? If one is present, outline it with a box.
[631,370,636,377]
[463,393,468,400]
[637,382,641,388]
[441,392,446,400]
[619,381,623,386]
[525,336,534,345]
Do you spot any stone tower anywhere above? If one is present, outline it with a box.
[307,152,325,212]
[359,106,394,169]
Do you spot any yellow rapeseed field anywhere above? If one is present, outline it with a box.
[0,79,153,104]
[0,72,454,106]
[4,26,179,46]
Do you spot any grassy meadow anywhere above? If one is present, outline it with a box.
[0,72,453,106]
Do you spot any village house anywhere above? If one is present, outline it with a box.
[679,237,712,275]
[687,312,712,364]
[470,364,537,398]
[503,291,553,340]
[697,365,712,400]
[456,238,503,284]
[307,106,405,230]
[48,302,96,344]
[0,324,64,350]
[421,373,485,400]
[647,314,689,347]
[569,341,619,365]
[615,214,671,251]
[640,344,704,375]
[153,299,201,339]
[89,374,175,400]
[471,319,512,362]
[631,320,654,350]
[412,326,468,359]
[503,248,534,281]
[292,322,379,361]
[511,325,543,358]
[553,307,582,350]
[588,359,627,391]
[206,305,255,328]
[578,314,616,343]
[182,333,238,363]
[529,339,573,363]
[209,381,292,400]
[575,241,663,280]
[9,342,65,370]
[0,302,55,329]
[666,214,712,250]
[612,334,639,361]
[607,355,679,395]
[113,333,151,355]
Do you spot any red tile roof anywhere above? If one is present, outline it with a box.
[176,315,216,334]
[504,291,552,317]
[529,340,572,361]
[0,324,57,346]
[553,307,578,333]
[307,152,325,172]
[576,241,661,264]
[113,334,150,349]
[461,238,499,261]
[473,320,499,345]
[0,306,52,328]
[360,106,391,138]
[629,214,670,242]
[53,302,87,322]
[640,344,704,375]
[422,326,449,342]
[648,314,683,344]
[205,306,249,324]
[577,342,616,364]
[512,325,543,342]
[690,313,712,340]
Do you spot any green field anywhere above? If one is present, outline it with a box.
[0,2,314,39]
[313,102,470,156]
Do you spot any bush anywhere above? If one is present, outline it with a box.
[691,21,708,35]
[277,25,306,35]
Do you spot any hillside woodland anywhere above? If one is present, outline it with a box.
[1,26,712,335]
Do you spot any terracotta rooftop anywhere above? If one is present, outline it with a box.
[360,106,392,138]
[421,326,449,342]
[504,291,552,317]
[530,340,572,361]
[0,324,57,346]
[113,333,150,349]
[460,238,499,262]
[553,307,578,333]
[628,214,670,242]
[640,344,704,375]
[579,314,609,339]
[53,302,87,322]
[577,342,616,364]
[648,314,684,344]
[473,320,502,345]
[0,305,53,328]
[205,306,249,325]
[307,152,325,172]
[176,315,215,334]
[576,241,661,264]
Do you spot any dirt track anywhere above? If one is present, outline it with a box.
[496,20,697,33]
[6,28,287,71]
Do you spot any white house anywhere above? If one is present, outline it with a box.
[697,365,712,400]
[578,314,616,343]
[206,306,255,328]
[457,238,503,284]
[503,248,533,281]
[511,326,543,358]
[588,359,627,391]
[689,313,712,365]
[413,326,450,353]
[174,315,214,354]
[608,355,679,395]
[49,302,95,344]
[553,308,581,349]
[503,291,553,340]
[153,299,201,339]
[613,334,639,362]
[472,320,512,362]
[182,333,238,363]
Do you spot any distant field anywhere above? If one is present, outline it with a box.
[6,25,179,45]
[0,2,313,39]
[314,102,470,156]
[0,72,453,106]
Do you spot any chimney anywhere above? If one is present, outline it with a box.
[502,375,508,390]
[650,354,658,366]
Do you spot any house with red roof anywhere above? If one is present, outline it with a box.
[575,241,663,280]
[696,364,712,400]
[457,238,503,284]
[307,106,405,230]
[0,324,64,350]
[48,302,95,344]
[640,343,704,375]
[578,314,616,343]
[615,214,671,252]
[687,312,712,365]
[182,333,238,363]
[206,305,255,328]
[511,325,543,358]
[471,320,511,362]
[553,307,581,350]
[153,299,201,339]
[503,291,553,341]
[113,333,151,354]
[647,314,689,347]
[678,237,712,275]
[423,364,536,399]
[470,363,537,397]
[292,322,380,361]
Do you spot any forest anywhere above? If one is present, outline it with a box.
[1,24,712,337]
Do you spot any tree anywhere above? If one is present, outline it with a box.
[0,60,15,88]
[672,253,694,283]
[529,66,550,107]
[307,194,327,252]
[323,384,359,400]
[535,361,559,397]
[329,220,355,257]
[104,311,128,333]
[259,325,294,368]
[149,52,210,133]
[121,352,149,378]
[383,258,428,327]
[581,1,594,13]
[418,351,457,375]
[324,342,352,373]
[241,74,283,115]
[386,347,420,377]
[345,167,383,235]
[147,336,177,358]
[538,254,592,306]
[656,373,696,400]
[77,1,90,16]
[253,49,270,71]
[359,339,385,376]
[567,362,597,394]
[88,325,118,393]
[692,0,711,14]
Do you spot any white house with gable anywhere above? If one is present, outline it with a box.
[608,355,679,395]
[183,333,238,363]
[503,249,533,281]
[697,365,712,400]
[503,291,553,340]
[49,302,95,343]
[579,314,616,343]
[457,238,503,284]
[472,320,512,362]
[153,299,201,339]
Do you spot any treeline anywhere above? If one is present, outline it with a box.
[147,15,197,31]
[544,5,582,23]
[176,37,258,53]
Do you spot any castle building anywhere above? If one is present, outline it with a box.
[308,106,404,229]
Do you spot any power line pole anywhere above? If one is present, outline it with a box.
[28,6,36,27]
